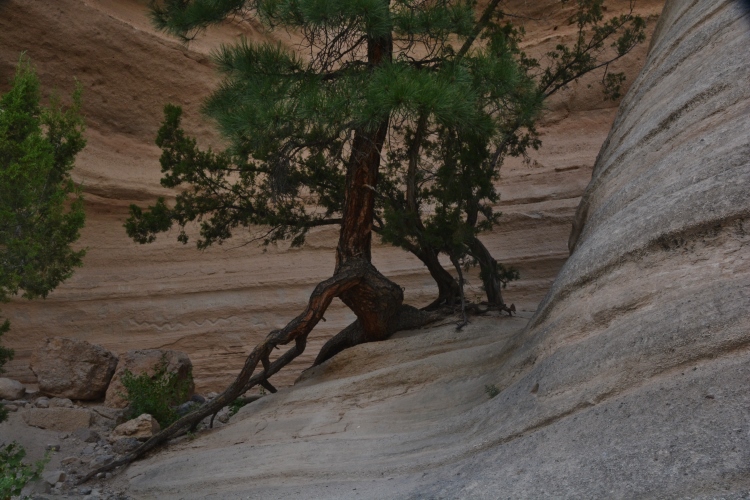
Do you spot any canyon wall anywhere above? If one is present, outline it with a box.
[0,0,662,391]
[418,0,750,496]
[118,0,750,497]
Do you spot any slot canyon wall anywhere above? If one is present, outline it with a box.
[418,0,750,496]
[0,0,664,392]
[119,1,750,497]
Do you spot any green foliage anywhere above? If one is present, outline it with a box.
[132,1,645,304]
[0,57,86,414]
[228,398,249,417]
[0,320,12,375]
[0,56,86,304]
[0,442,50,499]
[484,384,499,399]
[0,317,11,424]
[120,357,193,427]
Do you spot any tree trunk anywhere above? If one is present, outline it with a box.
[80,22,448,483]
[333,32,405,343]
[467,235,515,315]
[417,246,462,310]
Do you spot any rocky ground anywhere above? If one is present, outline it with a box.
[3,385,247,499]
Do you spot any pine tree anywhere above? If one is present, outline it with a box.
[130,1,645,317]
[376,1,646,313]
[0,56,86,421]
[102,0,643,474]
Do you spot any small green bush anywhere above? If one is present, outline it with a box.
[484,384,500,399]
[0,442,50,499]
[120,356,193,428]
[228,399,246,417]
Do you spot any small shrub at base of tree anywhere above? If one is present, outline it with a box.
[119,357,194,428]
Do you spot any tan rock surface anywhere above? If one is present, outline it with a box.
[111,414,161,441]
[22,407,93,432]
[31,337,118,400]
[101,0,748,498]
[0,0,662,393]
[105,349,194,408]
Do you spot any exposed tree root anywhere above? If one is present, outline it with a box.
[314,304,440,366]
[78,263,362,483]
[78,262,438,484]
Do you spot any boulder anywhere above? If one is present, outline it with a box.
[72,428,100,443]
[110,414,160,441]
[49,397,74,408]
[42,470,65,486]
[89,406,124,430]
[105,349,194,408]
[22,407,92,432]
[31,337,118,400]
[0,378,25,400]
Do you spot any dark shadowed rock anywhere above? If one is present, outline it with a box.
[72,428,100,443]
[31,337,118,400]
[176,400,203,417]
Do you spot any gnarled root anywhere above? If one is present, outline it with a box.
[78,262,367,484]
[313,304,441,366]
[78,260,440,484]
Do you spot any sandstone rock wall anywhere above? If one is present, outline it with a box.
[0,0,662,392]
[118,0,750,497]
[417,0,750,496]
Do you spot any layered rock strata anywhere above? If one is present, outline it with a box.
[0,0,662,392]
[119,0,750,497]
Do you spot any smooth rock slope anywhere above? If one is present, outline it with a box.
[116,0,750,497]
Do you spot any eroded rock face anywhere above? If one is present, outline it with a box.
[0,0,662,393]
[31,338,118,400]
[414,0,750,497]
[105,349,194,408]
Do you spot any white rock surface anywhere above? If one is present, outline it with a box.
[0,377,25,400]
